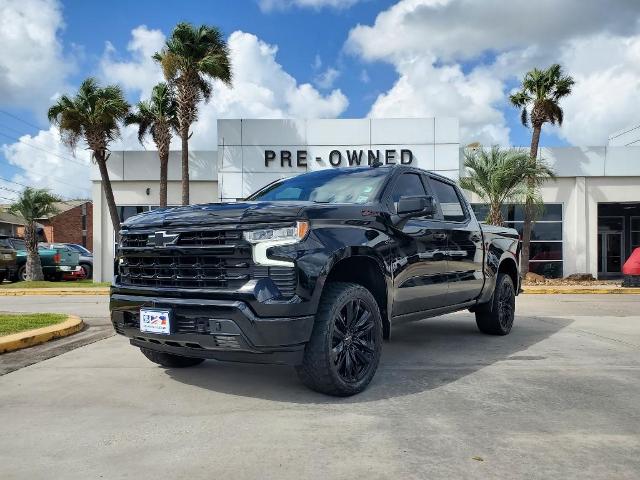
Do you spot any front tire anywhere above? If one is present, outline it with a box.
[296,282,383,396]
[475,273,516,335]
[140,348,205,368]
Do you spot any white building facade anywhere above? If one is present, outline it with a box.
[92,117,640,282]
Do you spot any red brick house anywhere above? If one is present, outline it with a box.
[10,200,93,251]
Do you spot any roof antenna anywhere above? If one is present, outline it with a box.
[370,160,383,168]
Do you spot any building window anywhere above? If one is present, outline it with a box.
[117,206,150,222]
[632,217,640,252]
[117,205,178,223]
[471,203,564,278]
[81,203,87,230]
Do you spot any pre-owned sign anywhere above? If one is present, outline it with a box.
[264,148,414,168]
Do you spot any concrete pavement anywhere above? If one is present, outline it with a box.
[0,295,111,375]
[0,295,639,479]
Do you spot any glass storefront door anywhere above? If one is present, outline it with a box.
[598,216,624,277]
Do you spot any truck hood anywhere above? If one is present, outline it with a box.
[123,201,314,229]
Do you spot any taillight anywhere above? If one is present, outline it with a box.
[53,253,61,264]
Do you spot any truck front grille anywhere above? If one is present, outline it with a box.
[117,229,296,297]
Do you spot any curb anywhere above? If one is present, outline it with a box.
[0,315,84,354]
[522,287,640,294]
[0,288,110,296]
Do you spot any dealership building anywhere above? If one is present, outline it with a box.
[92,118,640,282]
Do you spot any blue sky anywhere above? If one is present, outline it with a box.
[1,0,638,198]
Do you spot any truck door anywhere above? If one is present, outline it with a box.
[389,172,450,316]
[428,177,484,305]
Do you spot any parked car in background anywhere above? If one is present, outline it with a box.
[0,237,18,283]
[2,237,80,281]
[48,243,93,279]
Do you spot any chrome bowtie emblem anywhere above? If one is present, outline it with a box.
[149,231,178,247]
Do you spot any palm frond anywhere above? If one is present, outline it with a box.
[9,187,61,222]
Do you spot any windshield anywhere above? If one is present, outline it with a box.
[67,244,91,255]
[247,168,389,204]
[11,239,26,250]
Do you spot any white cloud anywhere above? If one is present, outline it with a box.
[312,54,322,70]
[347,0,640,146]
[99,28,348,151]
[314,67,340,89]
[1,126,91,198]
[556,34,640,145]
[258,0,361,12]
[0,0,74,112]
[369,59,509,145]
[100,25,165,99]
[0,24,350,194]
[347,0,639,63]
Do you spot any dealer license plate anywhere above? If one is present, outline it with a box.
[140,308,171,334]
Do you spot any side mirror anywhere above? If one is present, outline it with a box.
[397,195,435,217]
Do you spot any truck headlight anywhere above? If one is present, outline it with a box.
[243,221,309,267]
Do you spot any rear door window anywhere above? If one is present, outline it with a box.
[430,178,468,222]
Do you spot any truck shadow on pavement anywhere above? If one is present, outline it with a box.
[166,313,572,403]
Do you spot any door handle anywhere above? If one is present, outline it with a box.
[433,233,447,240]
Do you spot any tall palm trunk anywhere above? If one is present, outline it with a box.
[180,127,189,205]
[521,123,543,275]
[176,78,199,206]
[159,151,169,207]
[95,151,121,240]
[154,121,171,208]
[24,222,44,281]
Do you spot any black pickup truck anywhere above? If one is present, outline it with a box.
[111,165,520,396]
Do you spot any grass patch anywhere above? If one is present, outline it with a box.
[0,280,110,289]
[0,313,68,336]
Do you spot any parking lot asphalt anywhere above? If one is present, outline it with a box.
[0,294,639,479]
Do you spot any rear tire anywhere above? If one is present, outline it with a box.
[296,282,383,396]
[80,263,92,279]
[140,348,205,368]
[475,273,516,335]
[17,265,27,282]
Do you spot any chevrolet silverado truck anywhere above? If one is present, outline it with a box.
[111,165,520,396]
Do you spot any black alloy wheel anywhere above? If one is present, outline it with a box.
[475,272,516,335]
[331,297,376,383]
[496,278,515,331]
[296,282,383,396]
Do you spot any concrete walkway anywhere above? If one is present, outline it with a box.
[0,294,638,479]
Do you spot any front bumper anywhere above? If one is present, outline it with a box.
[110,293,315,365]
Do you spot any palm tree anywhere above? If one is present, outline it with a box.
[48,78,130,235]
[510,64,574,274]
[460,146,555,226]
[125,82,178,207]
[153,22,232,205]
[10,188,60,281]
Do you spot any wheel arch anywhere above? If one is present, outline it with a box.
[320,250,391,339]
[498,256,520,294]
